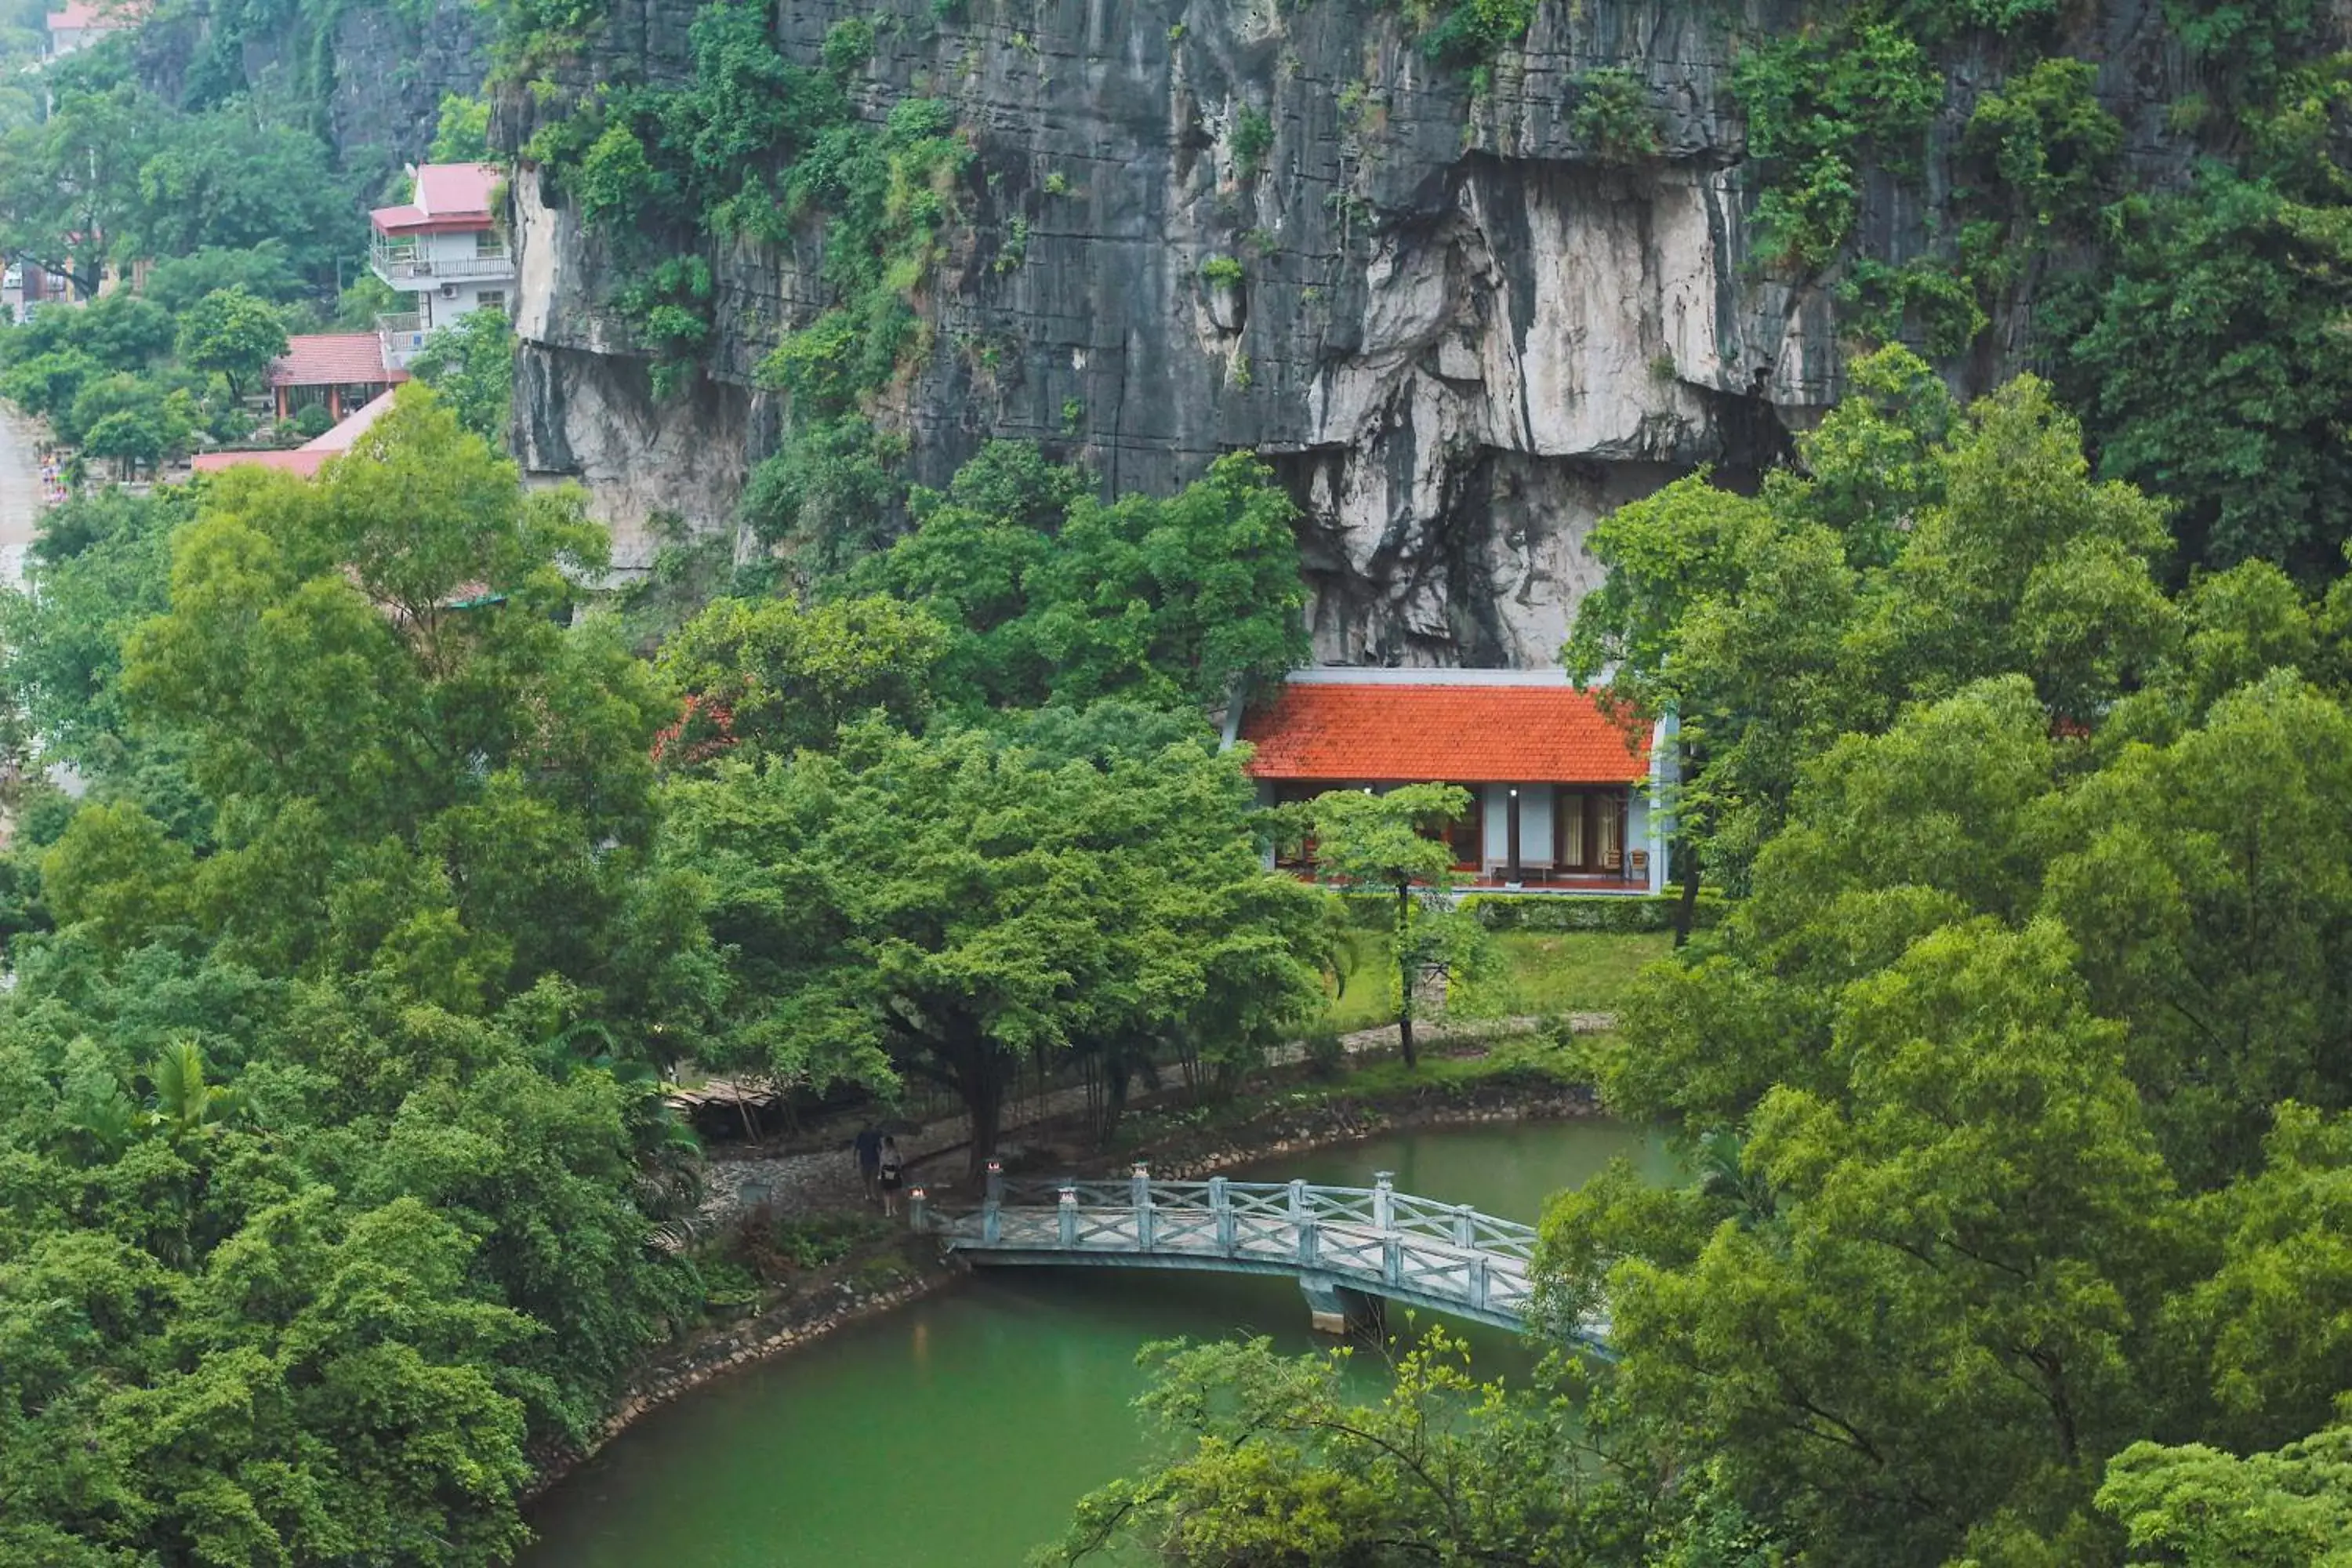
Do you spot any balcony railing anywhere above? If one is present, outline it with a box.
[368,241,514,288]
[377,312,428,370]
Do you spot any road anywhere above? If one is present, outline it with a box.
[0,404,43,587]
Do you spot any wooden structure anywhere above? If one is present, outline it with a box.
[1232,668,1675,891]
[913,1164,1609,1344]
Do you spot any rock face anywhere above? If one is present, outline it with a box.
[497,0,2193,666]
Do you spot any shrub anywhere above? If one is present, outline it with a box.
[1200,255,1245,288]
[1232,105,1274,178]
[1463,892,1726,934]
[1302,1029,1347,1079]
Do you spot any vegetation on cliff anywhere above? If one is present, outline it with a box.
[1063,358,2352,1566]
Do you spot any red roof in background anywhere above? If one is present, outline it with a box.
[1240,680,1651,783]
[190,448,330,477]
[416,163,499,216]
[189,388,400,477]
[48,2,143,31]
[371,165,499,235]
[267,333,406,388]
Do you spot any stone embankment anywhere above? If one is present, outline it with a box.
[687,1011,1607,1231]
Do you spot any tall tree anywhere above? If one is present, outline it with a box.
[174,286,288,399]
[1299,782,1478,1069]
[662,721,1319,1175]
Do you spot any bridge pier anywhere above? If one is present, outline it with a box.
[1299,1272,1384,1338]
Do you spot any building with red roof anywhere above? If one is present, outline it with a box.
[1233,668,1674,891]
[369,162,510,369]
[191,388,398,478]
[45,0,143,56]
[266,334,406,423]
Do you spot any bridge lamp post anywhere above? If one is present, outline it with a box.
[907,1187,927,1232]
[1058,1185,1079,1247]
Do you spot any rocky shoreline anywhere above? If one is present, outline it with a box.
[528,1070,1600,1497]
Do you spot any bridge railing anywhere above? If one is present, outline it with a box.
[913,1165,1547,1324]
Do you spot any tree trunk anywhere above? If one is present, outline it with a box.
[1395,881,1417,1069]
[962,1048,1005,1185]
[1674,851,1703,949]
[1672,739,1703,949]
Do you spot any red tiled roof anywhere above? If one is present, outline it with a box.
[189,389,400,478]
[1240,679,1651,783]
[191,448,330,477]
[267,333,406,388]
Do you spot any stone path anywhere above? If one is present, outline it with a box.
[0,405,44,589]
[691,1011,1614,1234]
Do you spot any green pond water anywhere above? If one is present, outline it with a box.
[521,1119,1674,1568]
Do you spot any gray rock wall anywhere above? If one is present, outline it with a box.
[498,0,2198,666]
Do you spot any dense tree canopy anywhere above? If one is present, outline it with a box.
[0,387,714,1565]
[662,720,1324,1174]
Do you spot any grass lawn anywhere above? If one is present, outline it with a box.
[1465,931,1675,1016]
[1313,929,1674,1033]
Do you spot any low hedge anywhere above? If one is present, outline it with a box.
[1464,891,1726,933]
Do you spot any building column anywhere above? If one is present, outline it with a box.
[1505,787,1520,884]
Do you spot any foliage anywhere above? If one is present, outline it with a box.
[1569,67,1664,162]
[662,720,1325,1176]
[0,487,190,765]
[0,388,714,1563]
[1533,369,2352,1556]
[1731,20,1943,269]
[408,306,517,444]
[429,92,495,164]
[2098,1424,2352,1566]
[172,286,289,398]
[1962,56,2122,232]
[1297,783,1486,1067]
[1231,104,1273,178]
[2065,173,2352,580]
[1466,891,1727,934]
[737,414,909,574]
[1412,0,1537,67]
[1042,1330,1688,1566]
[656,592,948,761]
[862,445,1310,713]
[1566,347,2171,893]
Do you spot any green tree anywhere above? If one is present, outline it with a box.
[656,591,948,761]
[409,306,517,444]
[2098,1425,2352,1567]
[1044,1330,1666,1566]
[1300,782,1479,1069]
[2067,173,2352,579]
[1568,350,2172,899]
[428,92,494,163]
[663,722,1317,1175]
[173,285,289,399]
[866,445,1309,713]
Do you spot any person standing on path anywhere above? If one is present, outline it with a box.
[878,1136,905,1218]
[853,1124,884,1203]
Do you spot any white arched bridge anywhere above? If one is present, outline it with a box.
[911,1166,1606,1345]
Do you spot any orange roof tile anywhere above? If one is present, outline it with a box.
[1240,677,1650,783]
[267,333,406,388]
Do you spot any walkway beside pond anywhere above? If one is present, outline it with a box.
[689,1011,1616,1234]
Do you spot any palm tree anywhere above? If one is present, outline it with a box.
[143,1039,241,1140]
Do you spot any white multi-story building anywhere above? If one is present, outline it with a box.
[368,163,512,371]
[44,1,143,59]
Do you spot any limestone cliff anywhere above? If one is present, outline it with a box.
[498,0,2195,666]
